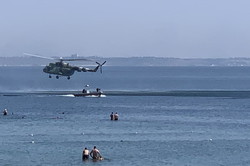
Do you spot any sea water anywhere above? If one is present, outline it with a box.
[1,66,250,166]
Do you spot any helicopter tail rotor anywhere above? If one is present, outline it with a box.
[96,61,106,73]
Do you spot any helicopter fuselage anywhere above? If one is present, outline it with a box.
[43,62,80,76]
[23,52,106,79]
[41,61,106,79]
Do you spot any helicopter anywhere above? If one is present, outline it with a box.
[24,53,106,80]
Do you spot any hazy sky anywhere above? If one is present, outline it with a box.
[1,0,250,58]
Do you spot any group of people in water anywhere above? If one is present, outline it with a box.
[82,113,120,161]
[110,112,119,120]
[3,104,118,162]
[82,146,103,161]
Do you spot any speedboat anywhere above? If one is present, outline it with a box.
[73,89,103,97]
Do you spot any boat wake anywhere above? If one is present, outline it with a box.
[1,90,250,98]
[84,94,106,98]
[59,94,75,97]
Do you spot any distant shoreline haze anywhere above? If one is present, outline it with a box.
[0,56,250,66]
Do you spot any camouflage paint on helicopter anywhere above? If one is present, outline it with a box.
[24,53,106,79]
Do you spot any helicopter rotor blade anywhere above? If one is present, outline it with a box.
[96,61,106,73]
[24,53,91,62]
[96,61,106,66]
[62,58,91,62]
[101,61,106,66]
[23,53,55,60]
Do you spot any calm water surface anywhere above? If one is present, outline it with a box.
[1,66,250,166]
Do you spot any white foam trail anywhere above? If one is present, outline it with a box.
[85,94,106,98]
[58,94,106,98]
[59,94,75,97]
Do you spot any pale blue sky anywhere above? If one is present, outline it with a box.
[1,0,250,58]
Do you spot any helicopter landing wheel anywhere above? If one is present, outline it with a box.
[67,76,70,80]
[56,76,59,79]
[49,75,52,78]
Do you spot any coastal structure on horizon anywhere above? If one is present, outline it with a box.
[1,56,250,66]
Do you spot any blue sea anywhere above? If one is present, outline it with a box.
[1,66,250,166]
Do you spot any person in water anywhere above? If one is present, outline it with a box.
[90,146,102,160]
[3,109,8,115]
[114,112,119,120]
[110,112,114,120]
[82,147,89,161]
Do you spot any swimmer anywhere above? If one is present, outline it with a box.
[90,146,102,160]
[114,112,119,120]
[3,109,8,115]
[110,112,114,120]
[82,147,89,161]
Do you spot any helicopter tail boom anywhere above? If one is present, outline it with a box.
[81,61,106,73]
